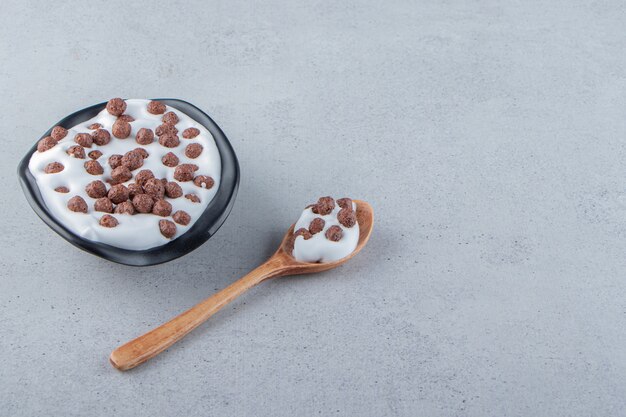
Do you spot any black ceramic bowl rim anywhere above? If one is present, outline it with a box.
[17,98,240,267]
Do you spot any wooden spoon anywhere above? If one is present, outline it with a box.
[110,200,374,371]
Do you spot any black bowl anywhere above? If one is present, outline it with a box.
[17,99,240,266]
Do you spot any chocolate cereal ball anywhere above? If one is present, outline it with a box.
[44,162,64,174]
[155,123,178,136]
[143,178,165,200]
[185,193,201,203]
[325,225,343,242]
[337,207,356,228]
[185,143,203,158]
[182,127,200,139]
[66,145,87,160]
[84,160,104,175]
[54,186,69,193]
[161,152,179,167]
[67,145,86,159]
[99,214,118,228]
[108,154,122,169]
[88,150,102,160]
[114,201,135,215]
[162,111,179,125]
[51,126,68,140]
[106,98,126,116]
[112,119,131,139]
[133,147,149,159]
[152,199,172,217]
[108,184,130,204]
[193,175,214,189]
[67,196,88,213]
[147,100,166,115]
[337,198,353,210]
[132,194,154,213]
[172,210,191,225]
[158,133,179,148]
[37,136,57,152]
[135,128,154,145]
[294,227,313,240]
[127,183,143,199]
[134,169,155,187]
[91,128,111,146]
[165,181,183,198]
[121,150,143,171]
[88,123,102,130]
[174,164,197,182]
[159,219,176,238]
[94,197,114,213]
[118,114,134,123]
[74,133,93,148]
[85,180,107,199]
[110,165,132,184]
[309,218,325,234]
[312,196,335,215]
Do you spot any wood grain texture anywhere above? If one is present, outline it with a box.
[110,200,373,371]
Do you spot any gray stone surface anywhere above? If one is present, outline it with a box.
[1,0,625,416]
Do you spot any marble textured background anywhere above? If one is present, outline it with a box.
[1,1,625,416]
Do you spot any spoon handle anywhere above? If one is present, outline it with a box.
[110,259,283,371]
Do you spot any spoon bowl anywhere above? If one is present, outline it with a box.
[110,199,374,370]
[270,199,374,276]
